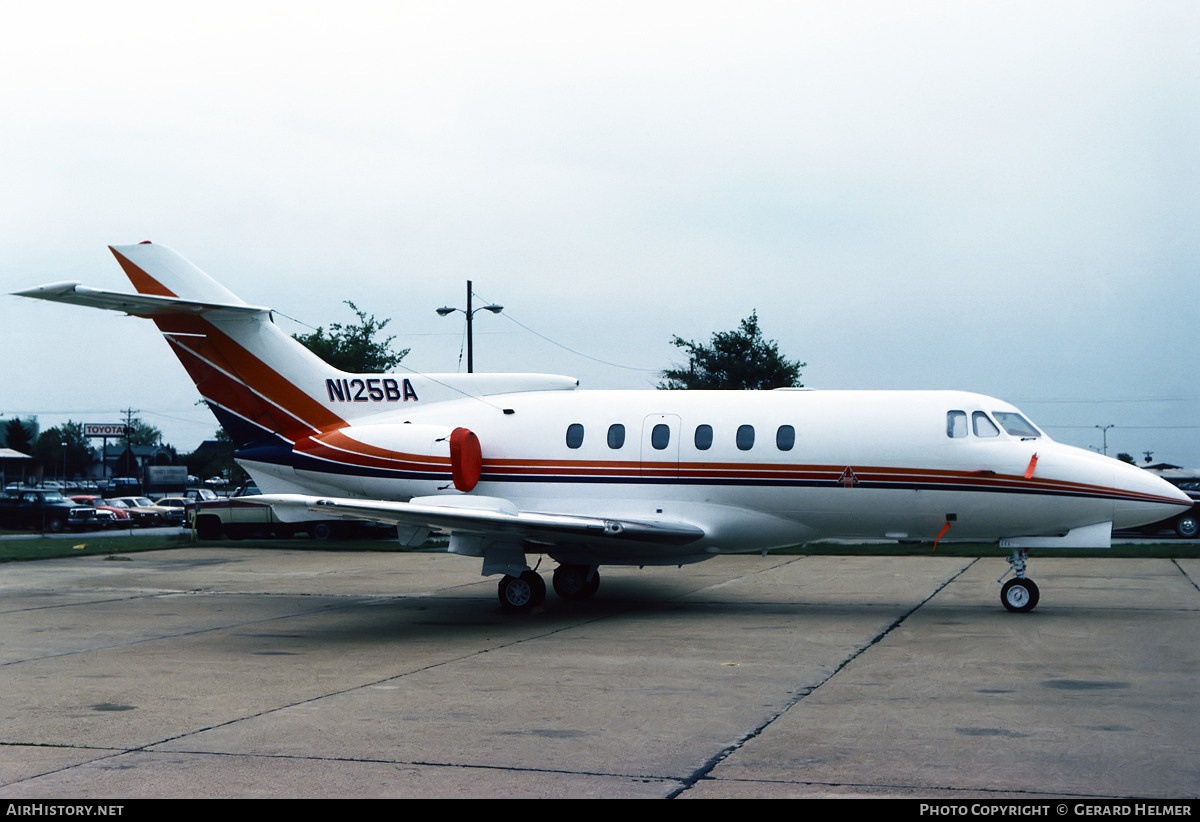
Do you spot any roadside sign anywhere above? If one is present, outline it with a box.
[84,424,128,438]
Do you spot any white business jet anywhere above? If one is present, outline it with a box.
[15,243,1189,613]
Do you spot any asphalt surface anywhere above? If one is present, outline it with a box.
[0,547,1197,799]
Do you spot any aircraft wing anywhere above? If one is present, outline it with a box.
[250,493,706,547]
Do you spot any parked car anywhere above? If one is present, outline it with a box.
[104,497,157,527]
[109,496,186,527]
[154,496,194,525]
[187,483,374,540]
[0,489,96,532]
[70,495,134,529]
[89,508,118,528]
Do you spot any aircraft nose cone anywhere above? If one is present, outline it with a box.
[1112,462,1193,530]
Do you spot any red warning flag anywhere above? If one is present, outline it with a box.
[1024,453,1038,480]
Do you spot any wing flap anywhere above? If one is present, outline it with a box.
[251,493,706,546]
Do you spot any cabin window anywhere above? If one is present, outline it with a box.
[736,424,755,451]
[609,422,628,448]
[972,411,1000,438]
[947,410,967,438]
[993,412,1041,439]
[651,423,670,450]
[776,425,795,451]
[566,423,585,449]
[607,423,626,449]
[694,424,713,450]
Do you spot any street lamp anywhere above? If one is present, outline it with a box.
[436,280,503,373]
[1095,424,1114,456]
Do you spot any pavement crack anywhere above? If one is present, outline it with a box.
[1171,558,1200,594]
[667,557,979,798]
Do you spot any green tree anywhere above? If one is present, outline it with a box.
[33,422,94,481]
[293,301,409,373]
[123,419,163,447]
[659,311,805,390]
[3,418,34,454]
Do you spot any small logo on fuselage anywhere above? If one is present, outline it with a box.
[838,467,859,487]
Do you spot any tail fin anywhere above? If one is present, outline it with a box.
[17,243,348,448]
[16,242,581,453]
[109,242,247,305]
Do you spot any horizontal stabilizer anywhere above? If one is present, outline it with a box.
[13,282,268,317]
[250,493,706,546]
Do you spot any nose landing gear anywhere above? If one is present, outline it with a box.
[998,547,1040,612]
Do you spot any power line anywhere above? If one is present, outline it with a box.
[465,285,660,373]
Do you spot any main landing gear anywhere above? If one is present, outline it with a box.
[998,547,1040,613]
[497,571,546,612]
[497,564,600,612]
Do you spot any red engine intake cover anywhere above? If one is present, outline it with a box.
[449,427,482,492]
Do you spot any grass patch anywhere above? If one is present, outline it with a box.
[0,532,427,562]
[0,532,197,562]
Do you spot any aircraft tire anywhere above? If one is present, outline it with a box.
[498,571,546,612]
[308,522,336,541]
[552,564,600,601]
[1000,578,1039,613]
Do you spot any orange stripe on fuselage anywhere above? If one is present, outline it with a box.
[311,429,445,463]
[296,430,447,474]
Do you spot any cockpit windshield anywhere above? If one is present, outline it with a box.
[993,412,1041,439]
[946,409,1044,440]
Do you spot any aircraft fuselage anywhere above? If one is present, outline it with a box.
[237,386,1180,561]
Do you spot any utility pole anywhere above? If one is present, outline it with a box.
[122,408,138,478]
[466,280,475,374]
[436,282,503,373]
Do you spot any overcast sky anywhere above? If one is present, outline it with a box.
[3,0,1197,467]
